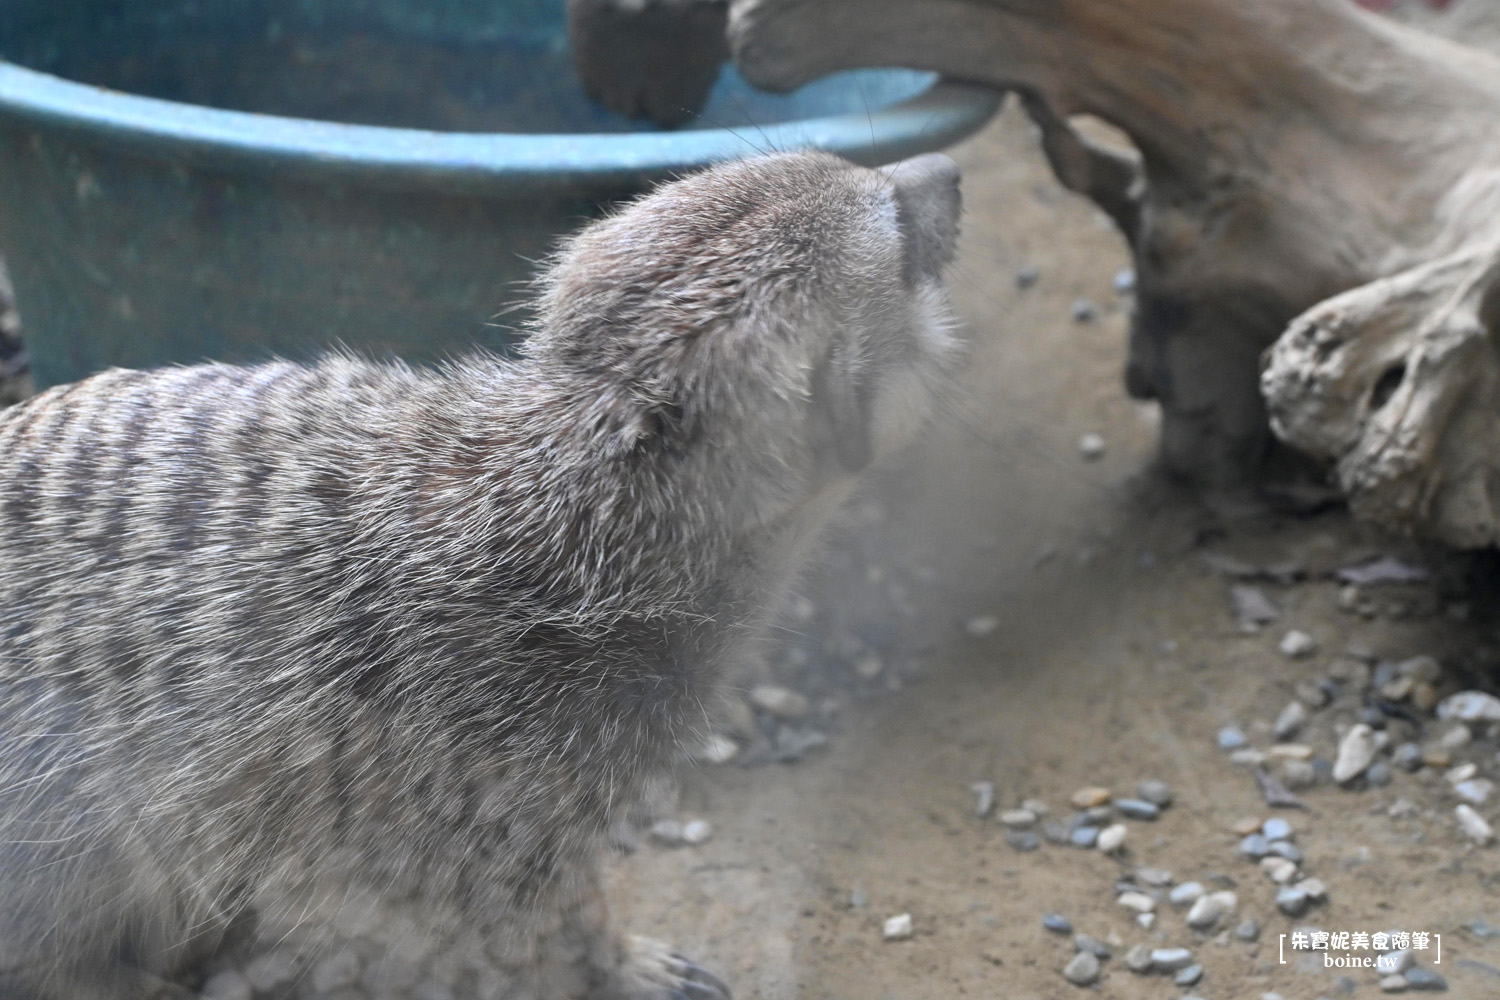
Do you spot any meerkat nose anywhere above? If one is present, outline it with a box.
[884,153,962,282]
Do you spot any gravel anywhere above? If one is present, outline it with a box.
[1077,433,1106,460]
[749,685,810,719]
[1262,817,1293,841]
[1136,779,1174,807]
[1124,943,1154,973]
[971,781,996,818]
[1168,881,1205,907]
[1393,742,1423,771]
[1149,947,1195,971]
[1333,723,1379,783]
[1236,918,1261,942]
[1185,891,1235,930]
[1174,963,1205,986]
[1403,967,1449,991]
[1116,891,1155,914]
[1070,826,1099,848]
[1042,913,1074,935]
[1274,700,1308,740]
[1279,630,1318,658]
[883,913,914,941]
[1456,803,1495,844]
[1455,779,1494,805]
[1276,886,1310,916]
[1070,298,1097,323]
[1239,833,1270,859]
[681,819,713,844]
[1115,798,1160,821]
[1231,586,1279,628]
[1074,934,1112,959]
[1006,830,1041,852]
[1266,840,1303,863]
[1260,857,1298,884]
[1096,823,1127,853]
[1062,950,1100,986]
[1437,690,1500,723]
[1218,726,1250,751]
[1070,786,1112,808]
[999,807,1036,828]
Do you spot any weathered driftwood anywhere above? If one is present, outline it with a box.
[570,0,1500,541]
[721,0,1500,505]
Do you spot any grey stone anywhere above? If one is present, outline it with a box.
[1239,833,1270,859]
[1283,759,1317,789]
[1175,963,1205,986]
[1074,933,1112,959]
[1070,826,1098,848]
[1334,724,1379,783]
[1262,817,1293,841]
[1042,913,1074,934]
[1403,967,1448,991]
[1070,298,1097,323]
[1149,947,1194,971]
[1437,690,1500,723]
[1115,798,1160,821]
[1006,830,1041,852]
[1236,918,1261,942]
[1218,726,1250,751]
[1368,760,1393,786]
[1136,779,1174,807]
[1267,840,1303,863]
[1124,943,1154,973]
[1063,949,1100,986]
[1169,881,1205,907]
[1276,887,1310,916]
[1274,700,1309,740]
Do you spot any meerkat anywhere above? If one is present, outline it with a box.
[0,150,964,1000]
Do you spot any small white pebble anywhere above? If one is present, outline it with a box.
[748,684,809,719]
[681,819,714,845]
[883,913,914,941]
[1279,630,1317,659]
[998,808,1036,828]
[1096,823,1127,853]
[964,615,999,637]
[1447,762,1479,784]
[1456,803,1495,845]
[649,819,685,846]
[693,734,739,765]
[1077,433,1107,460]
[1117,891,1155,913]
[1261,857,1298,884]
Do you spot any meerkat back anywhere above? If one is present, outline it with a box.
[0,150,964,1000]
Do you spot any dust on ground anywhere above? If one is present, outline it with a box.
[605,100,1500,999]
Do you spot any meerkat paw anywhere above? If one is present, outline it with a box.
[615,936,732,1000]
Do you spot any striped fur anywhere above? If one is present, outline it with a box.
[0,151,962,999]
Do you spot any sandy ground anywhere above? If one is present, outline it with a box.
[606,101,1500,999]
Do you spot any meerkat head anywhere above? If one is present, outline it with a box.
[529,150,963,527]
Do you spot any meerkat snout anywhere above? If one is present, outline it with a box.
[884,152,963,283]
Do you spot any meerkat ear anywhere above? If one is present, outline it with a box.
[810,341,873,472]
